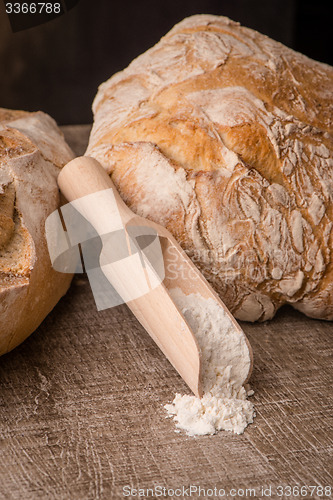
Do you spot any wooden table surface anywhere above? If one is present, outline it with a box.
[0,126,332,500]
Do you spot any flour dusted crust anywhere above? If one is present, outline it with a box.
[0,108,74,354]
[87,15,333,321]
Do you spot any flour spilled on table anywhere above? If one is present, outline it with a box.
[164,288,255,436]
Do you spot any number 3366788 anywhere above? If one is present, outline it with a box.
[5,3,62,14]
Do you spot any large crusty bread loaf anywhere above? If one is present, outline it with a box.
[0,108,74,355]
[87,14,333,322]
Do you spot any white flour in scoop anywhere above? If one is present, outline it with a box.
[164,288,255,436]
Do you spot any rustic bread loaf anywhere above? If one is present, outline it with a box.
[0,108,74,355]
[87,14,333,322]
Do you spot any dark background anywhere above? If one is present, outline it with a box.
[0,0,332,125]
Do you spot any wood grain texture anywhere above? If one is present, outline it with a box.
[0,125,332,500]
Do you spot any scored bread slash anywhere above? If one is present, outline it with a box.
[57,156,253,398]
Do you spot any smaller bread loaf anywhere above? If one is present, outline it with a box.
[0,108,74,355]
[87,14,333,322]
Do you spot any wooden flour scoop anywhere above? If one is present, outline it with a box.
[58,156,253,398]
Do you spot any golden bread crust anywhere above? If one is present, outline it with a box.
[0,108,74,354]
[87,15,333,321]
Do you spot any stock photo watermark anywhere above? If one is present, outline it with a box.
[45,187,290,312]
[45,188,165,310]
[121,484,332,497]
[3,0,81,32]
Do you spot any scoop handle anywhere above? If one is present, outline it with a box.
[58,156,134,226]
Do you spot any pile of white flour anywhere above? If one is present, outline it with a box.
[164,288,255,436]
